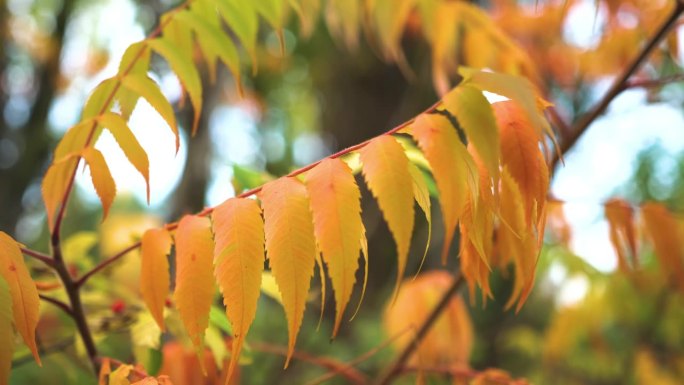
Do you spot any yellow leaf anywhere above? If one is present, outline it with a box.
[98,112,150,203]
[173,215,215,367]
[81,147,117,221]
[325,0,360,49]
[82,77,117,120]
[359,136,414,299]
[216,0,259,67]
[407,162,431,277]
[148,37,203,135]
[260,177,317,367]
[261,271,282,304]
[0,276,15,385]
[442,85,500,185]
[640,202,684,291]
[140,228,173,330]
[0,232,40,365]
[254,0,286,30]
[108,364,133,385]
[604,198,637,272]
[212,198,265,381]
[369,0,416,61]
[409,113,478,264]
[493,100,548,230]
[117,42,151,120]
[305,158,363,336]
[289,0,320,37]
[121,73,179,151]
[42,157,77,232]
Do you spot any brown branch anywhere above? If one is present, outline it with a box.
[21,247,55,268]
[76,100,443,286]
[39,294,73,317]
[550,2,684,171]
[373,272,465,385]
[250,342,369,385]
[625,73,684,89]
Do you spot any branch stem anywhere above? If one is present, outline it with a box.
[21,247,55,267]
[38,294,73,317]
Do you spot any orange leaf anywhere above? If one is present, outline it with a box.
[140,228,173,330]
[604,198,637,272]
[260,177,317,367]
[0,232,40,365]
[305,158,363,336]
[212,198,264,382]
[173,215,215,367]
[359,136,414,300]
[81,147,117,221]
[640,203,684,290]
[409,113,478,264]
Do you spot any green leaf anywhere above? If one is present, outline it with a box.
[148,37,203,135]
[117,42,151,120]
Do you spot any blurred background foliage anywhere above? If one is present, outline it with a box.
[1,0,683,384]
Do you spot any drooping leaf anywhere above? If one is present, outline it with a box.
[640,202,684,290]
[305,158,363,336]
[212,198,265,381]
[140,228,173,330]
[121,73,179,152]
[254,0,286,30]
[173,215,215,366]
[604,198,637,272]
[81,147,117,221]
[407,162,432,276]
[289,0,320,37]
[359,136,414,299]
[148,37,203,135]
[108,364,133,385]
[442,84,500,184]
[325,0,361,49]
[260,177,317,367]
[0,232,40,364]
[216,0,259,66]
[0,276,14,385]
[98,112,150,203]
[409,113,478,264]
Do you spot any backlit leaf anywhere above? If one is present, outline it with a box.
[140,228,173,330]
[148,37,203,135]
[325,0,360,49]
[260,177,317,367]
[212,198,265,381]
[117,42,151,120]
[98,112,150,203]
[42,156,78,231]
[81,147,117,221]
[0,276,14,385]
[409,113,478,264]
[82,77,117,120]
[359,136,414,299]
[0,232,40,364]
[173,215,215,366]
[216,0,259,66]
[640,202,684,291]
[121,73,179,151]
[604,198,637,272]
[305,158,363,336]
[407,162,432,276]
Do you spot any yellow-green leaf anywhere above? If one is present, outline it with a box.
[443,85,500,184]
[140,228,173,330]
[260,177,317,367]
[0,232,40,365]
[359,136,414,299]
[81,147,117,221]
[212,198,265,381]
[173,215,215,366]
[148,37,203,135]
[216,0,259,66]
[42,156,78,231]
[117,42,151,120]
[83,77,117,120]
[305,158,363,336]
[98,112,150,203]
[409,113,478,264]
[0,276,14,385]
[325,0,361,49]
[121,73,179,151]
[407,162,431,276]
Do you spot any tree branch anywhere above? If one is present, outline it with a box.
[373,272,465,385]
[39,294,73,317]
[398,365,522,384]
[625,73,684,89]
[21,247,55,268]
[550,2,684,171]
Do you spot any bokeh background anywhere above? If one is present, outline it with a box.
[1,0,683,384]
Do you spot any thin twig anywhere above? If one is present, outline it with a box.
[550,2,684,170]
[305,326,414,385]
[398,365,522,384]
[250,342,369,385]
[76,100,442,286]
[625,73,684,89]
[39,294,73,317]
[21,247,55,268]
[373,273,465,385]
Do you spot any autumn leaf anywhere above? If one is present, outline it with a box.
[81,147,117,221]
[173,215,215,366]
[0,276,14,385]
[409,113,478,264]
[640,202,684,290]
[604,198,637,272]
[140,228,173,330]
[212,198,265,381]
[0,232,40,365]
[260,177,317,367]
[359,136,414,299]
[305,158,363,336]
[407,162,432,276]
